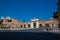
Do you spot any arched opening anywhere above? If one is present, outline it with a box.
[34,22,36,28]
[28,24,30,28]
[45,23,49,27]
[21,25,23,28]
[39,24,42,28]
[24,25,26,28]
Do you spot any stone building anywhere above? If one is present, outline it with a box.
[0,16,59,29]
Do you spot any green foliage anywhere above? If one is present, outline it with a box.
[53,11,59,19]
[58,16,60,21]
[53,11,60,22]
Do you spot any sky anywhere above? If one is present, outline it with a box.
[0,0,58,22]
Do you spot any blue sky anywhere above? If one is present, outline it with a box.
[0,0,58,21]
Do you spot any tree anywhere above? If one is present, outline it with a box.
[53,11,60,22]
[53,11,59,19]
[53,11,60,27]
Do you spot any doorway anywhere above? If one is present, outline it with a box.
[33,22,36,28]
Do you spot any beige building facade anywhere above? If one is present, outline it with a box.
[0,16,59,29]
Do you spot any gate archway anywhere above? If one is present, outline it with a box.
[33,22,36,28]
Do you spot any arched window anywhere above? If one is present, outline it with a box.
[34,22,36,28]
[24,25,26,28]
[39,24,42,28]
[28,24,30,28]
[21,25,23,28]
[45,23,49,27]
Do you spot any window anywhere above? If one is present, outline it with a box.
[28,24,30,28]
[34,22,36,28]
[45,23,49,27]
[39,24,42,28]
[21,25,22,28]
[24,25,26,28]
